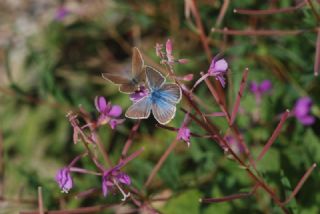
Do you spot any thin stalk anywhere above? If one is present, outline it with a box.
[234,1,306,15]
[69,167,102,176]
[314,28,320,76]
[38,187,44,214]
[144,139,179,188]
[281,163,317,205]
[203,75,231,123]
[121,120,141,159]
[79,108,113,167]
[306,0,320,24]
[230,68,249,125]
[188,0,212,60]
[211,28,305,36]
[120,147,144,167]
[257,110,290,161]
[216,0,230,27]
[0,131,4,197]
[201,183,259,203]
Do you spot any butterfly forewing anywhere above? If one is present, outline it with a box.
[158,83,181,103]
[125,96,152,119]
[132,47,144,77]
[146,66,166,90]
[102,71,132,84]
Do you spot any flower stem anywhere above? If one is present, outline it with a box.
[121,120,141,160]
[144,139,179,188]
[37,187,44,214]
[257,110,290,161]
[233,1,306,15]
[281,163,317,205]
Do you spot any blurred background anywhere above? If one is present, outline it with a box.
[0,0,320,213]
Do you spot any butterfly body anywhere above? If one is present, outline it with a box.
[125,66,181,124]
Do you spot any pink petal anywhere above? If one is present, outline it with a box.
[166,39,173,55]
[216,75,226,88]
[95,96,107,112]
[102,181,108,197]
[178,59,189,64]
[214,59,228,72]
[108,105,122,117]
[109,119,125,129]
[260,80,272,93]
[249,81,259,93]
[117,173,131,185]
[298,115,315,125]
[166,39,174,63]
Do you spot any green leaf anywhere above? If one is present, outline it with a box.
[161,190,201,214]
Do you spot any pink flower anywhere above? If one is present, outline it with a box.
[166,39,174,64]
[249,80,272,103]
[192,55,228,90]
[293,97,315,125]
[155,39,188,65]
[54,7,70,21]
[55,168,73,193]
[102,163,131,201]
[207,58,228,88]
[95,96,124,129]
[177,126,191,147]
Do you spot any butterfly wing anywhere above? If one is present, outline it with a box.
[119,83,137,94]
[103,48,145,94]
[132,47,144,77]
[151,97,177,125]
[151,84,181,124]
[125,96,152,119]
[146,66,166,90]
[157,83,182,103]
[102,70,132,85]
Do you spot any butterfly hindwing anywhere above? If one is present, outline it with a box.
[151,95,177,125]
[119,83,137,94]
[125,96,152,119]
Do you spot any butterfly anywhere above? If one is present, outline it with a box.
[102,47,145,93]
[125,66,182,124]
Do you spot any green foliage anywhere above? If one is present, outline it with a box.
[1,0,320,213]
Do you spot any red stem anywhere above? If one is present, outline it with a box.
[314,28,320,76]
[230,68,249,125]
[201,183,259,203]
[211,28,305,36]
[234,1,306,15]
[281,163,317,205]
[121,120,141,159]
[38,187,44,214]
[257,110,290,161]
[144,139,179,188]
[120,147,144,167]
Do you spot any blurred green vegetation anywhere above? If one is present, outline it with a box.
[0,0,320,213]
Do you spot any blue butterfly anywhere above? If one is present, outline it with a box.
[125,66,182,124]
